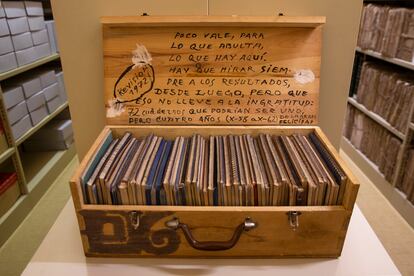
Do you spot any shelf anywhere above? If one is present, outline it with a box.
[0,53,60,82]
[21,144,76,189]
[356,47,414,71]
[0,143,76,246]
[15,102,68,146]
[347,97,405,140]
[341,137,414,228]
[0,148,15,164]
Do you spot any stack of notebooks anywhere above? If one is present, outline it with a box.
[344,106,402,182]
[358,4,414,62]
[80,132,348,207]
[355,61,414,133]
[397,149,414,204]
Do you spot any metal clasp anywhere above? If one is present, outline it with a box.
[287,211,302,231]
[165,217,180,229]
[129,211,141,230]
[243,217,257,231]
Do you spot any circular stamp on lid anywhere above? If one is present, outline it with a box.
[113,44,156,104]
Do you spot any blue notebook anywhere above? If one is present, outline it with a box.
[154,140,173,205]
[145,140,166,205]
[80,132,113,203]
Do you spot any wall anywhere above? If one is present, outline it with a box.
[51,0,362,159]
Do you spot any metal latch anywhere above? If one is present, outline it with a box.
[287,211,302,231]
[129,211,141,230]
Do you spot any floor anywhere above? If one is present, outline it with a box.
[0,151,413,276]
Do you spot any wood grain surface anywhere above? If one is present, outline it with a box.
[102,16,322,126]
[70,125,358,258]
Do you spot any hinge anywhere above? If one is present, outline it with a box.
[129,211,141,230]
[287,211,302,231]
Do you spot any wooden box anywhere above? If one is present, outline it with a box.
[70,16,359,258]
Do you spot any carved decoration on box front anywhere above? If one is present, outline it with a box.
[79,210,180,255]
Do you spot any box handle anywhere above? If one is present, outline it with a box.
[165,217,257,251]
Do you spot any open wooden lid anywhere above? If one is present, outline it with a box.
[102,16,325,126]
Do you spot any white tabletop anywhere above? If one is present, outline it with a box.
[22,200,401,276]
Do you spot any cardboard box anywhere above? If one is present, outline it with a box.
[46,95,62,113]
[29,119,73,141]
[0,35,13,55]
[43,82,59,101]
[15,46,36,66]
[34,42,51,59]
[56,71,67,102]
[39,69,57,88]
[3,85,24,109]
[27,15,44,31]
[11,114,31,140]
[6,16,29,34]
[24,1,44,16]
[45,20,57,52]
[0,52,17,73]
[0,3,5,18]
[11,31,33,51]
[26,90,45,112]
[2,1,26,18]
[7,101,28,125]
[10,75,42,98]
[0,18,10,36]
[24,134,73,151]
[31,29,48,45]
[0,175,20,218]
[29,104,47,126]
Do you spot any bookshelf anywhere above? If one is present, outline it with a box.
[341,2,414,228]
[347,97,405,140]
[355,47,414,71]
[0,52,75,246]
[342,137,414,227]
[0,53,60,81]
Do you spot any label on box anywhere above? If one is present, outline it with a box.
[103,25,321,126]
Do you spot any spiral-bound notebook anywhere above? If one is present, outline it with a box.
[81,131,349,207]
